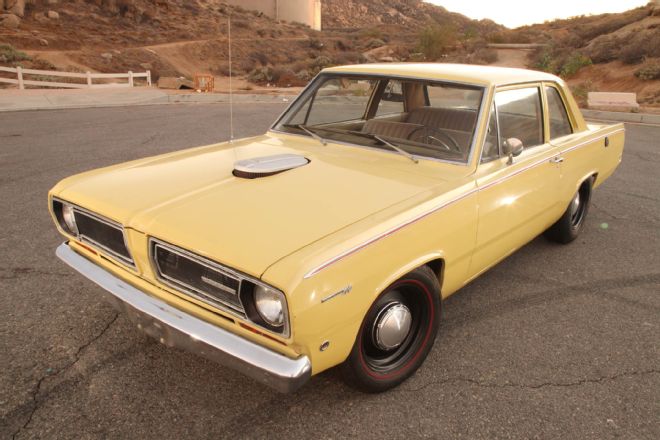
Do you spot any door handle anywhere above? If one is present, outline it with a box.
[549,156,564,164]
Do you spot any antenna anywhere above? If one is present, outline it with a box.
[228,16,234,143]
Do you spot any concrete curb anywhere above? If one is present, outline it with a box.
[581,109,660,125]
[0,92,295,113]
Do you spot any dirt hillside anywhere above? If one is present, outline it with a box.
[0,0,658,107]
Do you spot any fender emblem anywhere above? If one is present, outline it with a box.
[321,285,352,303]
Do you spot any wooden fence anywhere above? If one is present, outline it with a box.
[0,66,151,89]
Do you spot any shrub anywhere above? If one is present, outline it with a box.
[418,25,456,60]
[334,39,353,51]
[559,53,592,77]
[249,52,269,66]
[309,38,324,50]
[0,44,31,64]
[247,66,277,83]
[532,47,556,73]
[635,63,660,80]
[620,41,647,65]
[570,80,594,107]
[366,38,385,49]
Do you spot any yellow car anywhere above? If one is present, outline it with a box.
[49,64,625,393]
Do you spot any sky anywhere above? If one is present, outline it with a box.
[425,0,651,28]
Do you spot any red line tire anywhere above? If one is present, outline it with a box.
[341,265,441,393]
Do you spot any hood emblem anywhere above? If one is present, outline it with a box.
[233,154,309,179]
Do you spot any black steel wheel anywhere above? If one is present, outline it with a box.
[545,176,593,244]
[341,266,440,393]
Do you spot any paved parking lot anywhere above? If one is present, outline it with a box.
[1,103,658,439]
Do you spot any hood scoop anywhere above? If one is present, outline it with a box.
[233,154,310,179]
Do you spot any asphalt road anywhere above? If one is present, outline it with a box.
[1,103,658,439]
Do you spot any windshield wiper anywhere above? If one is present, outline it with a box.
[348,131,418,164]
[295,124,327,146]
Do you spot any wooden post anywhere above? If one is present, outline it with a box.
[86,71,92,88]
[146,70,151,87]
[128,71,134,87]
[16,66,24,90]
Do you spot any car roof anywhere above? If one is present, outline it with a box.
[322,63,562,87]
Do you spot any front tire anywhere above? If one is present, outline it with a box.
[544,177,593,244]
[341,266,440,393]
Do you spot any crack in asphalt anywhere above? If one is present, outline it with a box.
[10,312,119,440]
[402,369,660,393]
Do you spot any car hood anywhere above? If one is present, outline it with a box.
[53,133,468,278]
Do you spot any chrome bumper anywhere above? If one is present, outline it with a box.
[56,243,311,393]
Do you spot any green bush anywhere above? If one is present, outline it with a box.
[635,63,660,80]
[560,53,592,77]
[366,39,385,49]
[0,44,31,64]
[418,25,456,60]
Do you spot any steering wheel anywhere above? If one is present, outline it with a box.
[407,126,461,152]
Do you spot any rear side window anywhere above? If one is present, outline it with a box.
[495,87,544,150]
[545,86,573,139]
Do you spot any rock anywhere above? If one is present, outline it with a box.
[101,52,113,60]
[139,62,152,70]
[158,76,194,90]
[0,13,21,29]
[38,38,48,46]
[6,0,25,18]
[47,10,59,19]
[33,11,48,23]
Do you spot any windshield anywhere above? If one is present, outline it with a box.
[273,74,485,163]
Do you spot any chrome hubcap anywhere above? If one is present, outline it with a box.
[373,302,412,351]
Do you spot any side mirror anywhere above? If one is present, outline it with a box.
[503,138,524,164]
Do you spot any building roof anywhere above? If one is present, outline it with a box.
[323,63,562,87]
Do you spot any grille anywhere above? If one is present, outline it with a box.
[73,209,134,266]
[151,240,246,317]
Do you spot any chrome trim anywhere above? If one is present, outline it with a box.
[303,130,622,278]
[151,239,246,317]
[52,197,135,269]
[56,243,310,393]
[234,154,309,174]
[149,238,291,339]
[321,285,352,303]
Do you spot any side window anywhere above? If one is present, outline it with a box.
[375,80,404,117]
[545,86,573,139]
[481,102,500,162]
[495,87,544,150]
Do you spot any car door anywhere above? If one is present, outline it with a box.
[467,85,564,280]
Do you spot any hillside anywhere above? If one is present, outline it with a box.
[0,0,658,107]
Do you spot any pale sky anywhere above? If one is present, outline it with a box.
[425,0,651,28]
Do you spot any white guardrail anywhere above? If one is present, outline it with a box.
[0,66,151,89]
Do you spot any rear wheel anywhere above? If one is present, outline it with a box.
[341,266,440,393]
[544,177,593,244]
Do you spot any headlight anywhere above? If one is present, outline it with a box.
[62,204,78,235]
[253,285,285,328]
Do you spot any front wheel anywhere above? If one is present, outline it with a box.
[544,177,593,244]
[341,266,440,393]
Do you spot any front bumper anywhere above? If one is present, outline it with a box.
[56,243,311,393]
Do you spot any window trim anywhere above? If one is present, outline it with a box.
[492,82,546,152]
[543,82,575,140]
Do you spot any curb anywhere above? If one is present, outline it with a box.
[0,92,295,113]
[581,109,660,125]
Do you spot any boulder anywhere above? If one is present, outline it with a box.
[158,76,194,90]
[38,38,48,46]
[101,52,113,60]
[0,13,21,29]
[47,10,59,19]
[6,0,25,18]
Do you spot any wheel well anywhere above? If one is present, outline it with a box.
[585,173,598,189]
[424,258,444,289]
